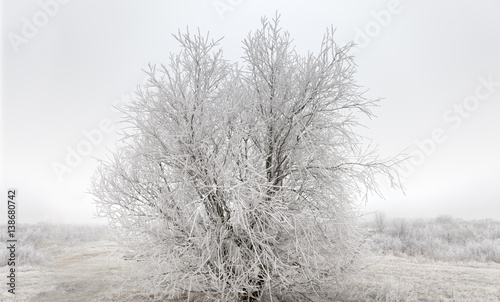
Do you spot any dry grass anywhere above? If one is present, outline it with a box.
[0,223,108,267]
[363,216,500,263]
[1,221,500,301]
[333,254,500,301]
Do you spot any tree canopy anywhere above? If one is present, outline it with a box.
[90,15,401,301]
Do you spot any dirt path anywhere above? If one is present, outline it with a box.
[1,240,133,302]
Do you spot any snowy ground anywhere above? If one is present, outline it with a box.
[337,255,500,301]
[1,226,500,301]
[1,240,132,302]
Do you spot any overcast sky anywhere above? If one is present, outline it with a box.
[1,0,500,224]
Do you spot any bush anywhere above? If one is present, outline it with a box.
[90,14,401,301]
[365,216,500,263]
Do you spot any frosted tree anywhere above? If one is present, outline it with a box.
[90,15,401,301]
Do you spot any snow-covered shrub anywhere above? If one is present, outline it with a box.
[90,15,402,301]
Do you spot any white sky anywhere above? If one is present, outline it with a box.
[1,0,500,224]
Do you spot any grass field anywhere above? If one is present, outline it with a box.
[1,218,499,301]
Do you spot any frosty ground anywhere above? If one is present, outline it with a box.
[1,220,500,302]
